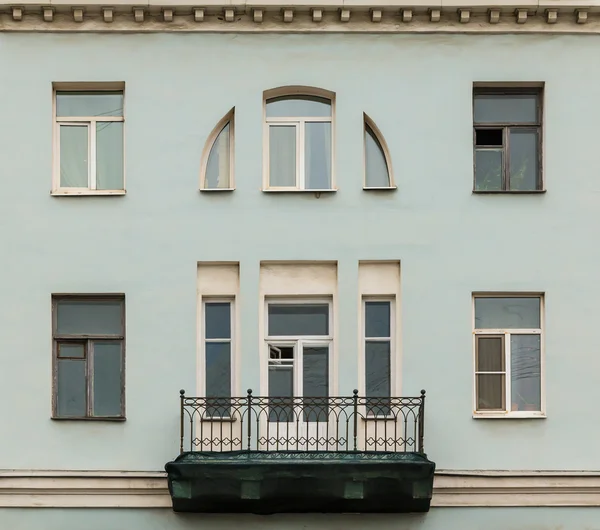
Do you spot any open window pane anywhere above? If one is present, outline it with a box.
[474,94,538,124]
[476,336,504,372]
[509,129,538,191]
[56,299,123,336]
[268,365,294,422]
[269,125,296,187]
[475,149,503,191]
[205,302,231,339]
[476,374,505,410]
[205,123,231,189]
[365,302,390,338]
[365,126,390,187]
[206,342,232,417]
[510,335,541,412]
[57,359,86,417]
[268,304,329,336]
[60,125,88,188]
[266,96,331,118]
[56,91,123,117]
[305,122,331,189]
[92,341,122,416]
[303,346,329,421]
[96,122,124,190]
[475,297,540,329]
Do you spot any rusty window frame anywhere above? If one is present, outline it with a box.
[51,294,126,420]
[473,87,543,193]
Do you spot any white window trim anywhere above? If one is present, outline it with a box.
[199,298,236,408]
[262,87,336,192]
[262,298,333,397]
[363,113,396,190]
[52,86,125,196]
[472,294,545,419]
[199,108,235,192]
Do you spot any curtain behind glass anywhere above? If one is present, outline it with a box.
[269,125,296,187]
[305,122,331,189]
[96,122,124,190]
[205,124,231,189]
[365,126,389,187]
[60,125,88,188]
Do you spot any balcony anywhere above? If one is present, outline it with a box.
[165,390,435,514]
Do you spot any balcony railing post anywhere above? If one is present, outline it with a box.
[418,389,426,454]
[352,389,358,451]
[247,389,253,451]
[179,389,185,455]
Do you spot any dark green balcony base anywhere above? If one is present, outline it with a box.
[165,451,435,514]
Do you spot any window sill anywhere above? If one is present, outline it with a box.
[472,190,546,195]
[363,186,397,191]
[51,416,126,421]
[51,189,126,197]
[473,411,546,419]
[262,188,337,193]
[199,188,235,193]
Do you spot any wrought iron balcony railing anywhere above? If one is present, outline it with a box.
[179,389,426,454]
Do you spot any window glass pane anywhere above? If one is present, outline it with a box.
[303,346,328,422]
[365,341,391,398]
[268,365,293,422]
[269,125,296,187]
[268,304,329,336]
[509,129,538,191]
[475,128,503,147]
[365,126,390,187]
[473,94,538,124]
[475,149,503,191]
[60,125,88,188]
[56,299,123,335]
[92,341,122,416]
[57,359,86,417]
[205,123,231,189]
[476,374,505,410]
[266,96,331,118]
[58,343,85,358]
[475,297,540,329]
[510,335,541,412]
[96,122,124,190]
[206,342,231,417]
[305,122,332,189]
[365,301,391,338]
[476,336,504,372]
[56,91,123,117]
[205,302,231,339]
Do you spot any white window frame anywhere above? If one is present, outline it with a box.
[52,85,125,196]
[472,293,545,419]
[200,297,236,411]
[262,88,336,192]
[363,113,396,190]
[199,108,235,192]
[264,298,333,400]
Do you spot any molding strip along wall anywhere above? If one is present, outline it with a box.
[2,470,600,507]
[1,2,600,32]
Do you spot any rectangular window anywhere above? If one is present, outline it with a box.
[53,88,125,194]
[473,88,542,192]
[473,295,543,416]
[52,296,125,419]
[203,300,233,417]
[364,300,392,416]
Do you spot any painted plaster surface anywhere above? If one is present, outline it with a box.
[0,33,599,471]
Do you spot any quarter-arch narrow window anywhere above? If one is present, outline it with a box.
[200,109,234,191]
[264,89,334,191]
[364,114,394,189]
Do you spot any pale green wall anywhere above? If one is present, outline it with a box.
[0,33,599,472]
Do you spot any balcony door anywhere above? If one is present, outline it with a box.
[263,301,332,450]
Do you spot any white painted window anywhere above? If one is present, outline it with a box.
[264,91,334,191]
[265,300,332,421]
[473,295,544,417]
[202,299,234,417]
[53,89,124,195]
[364,114,394,189]
[200,109,234,191]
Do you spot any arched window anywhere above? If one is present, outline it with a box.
[264,87,334,191]
[200,109,234,190]
[364,114,394,189]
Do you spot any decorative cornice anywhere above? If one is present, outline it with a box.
[1,2,600,32]
[1,469,600,507]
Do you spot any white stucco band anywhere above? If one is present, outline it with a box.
[2,470,600,508]
[2,1,600,32]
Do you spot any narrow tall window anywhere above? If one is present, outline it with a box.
[364,115,393,189]
[53,88,125,194]
[203,300,233,417]
[264,91,334,190]
[474,295,543,416]
[52,296,125,419]
[473,88,542,192]
[200,109,234,190]
[364,300,392,415]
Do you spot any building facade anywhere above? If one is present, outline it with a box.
[1,3,600,528]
